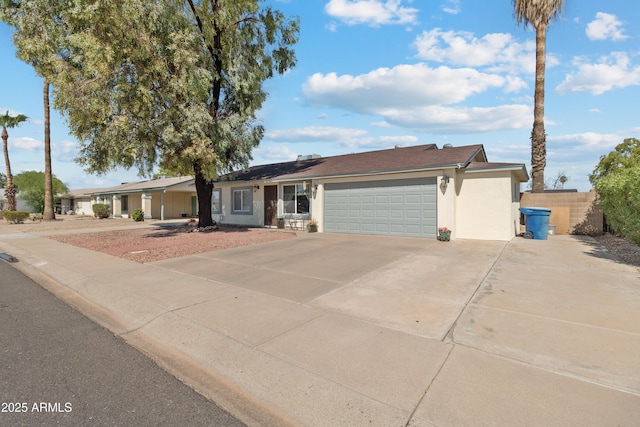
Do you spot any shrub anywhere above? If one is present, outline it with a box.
[4,210,31,224]
[131,208,145,222]
[595,167,640,244]
[92,203,110,219]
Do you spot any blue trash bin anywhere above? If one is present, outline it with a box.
[519,207,551,240]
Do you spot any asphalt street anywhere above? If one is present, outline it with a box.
[0,259,246,427]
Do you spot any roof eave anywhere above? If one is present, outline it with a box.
[462,165,529,182]
[218,164,464,184]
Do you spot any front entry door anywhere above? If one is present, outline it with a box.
[264,185,278,227]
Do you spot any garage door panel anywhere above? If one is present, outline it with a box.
[406,209,421,219]
[362,195,375,204]
[390,209,405,219]
[390,194,405,204]
[406,194,422,204]
[325,178,437,238]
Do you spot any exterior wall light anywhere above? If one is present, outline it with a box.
[440,175,450,194]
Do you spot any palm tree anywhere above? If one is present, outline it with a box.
[0,110,28,211]
[43,80,55,221]
[513,0,565,193]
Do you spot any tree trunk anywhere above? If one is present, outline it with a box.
[2,126,16,211]
[531,23,547,193]
[193,162,214,227]
[43,80,55,220]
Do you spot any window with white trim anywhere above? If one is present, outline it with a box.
[283,184,309,214]
[232,187,252,214]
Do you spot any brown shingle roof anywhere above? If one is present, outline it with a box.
[223,144,487,182]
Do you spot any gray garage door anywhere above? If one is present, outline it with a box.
[324,178,437,237]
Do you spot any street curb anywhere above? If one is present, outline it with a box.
[4,248,295,427]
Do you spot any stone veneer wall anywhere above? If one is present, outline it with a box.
[520,190,603,236]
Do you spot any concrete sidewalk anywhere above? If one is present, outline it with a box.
[1,223,639,426]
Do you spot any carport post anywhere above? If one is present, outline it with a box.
[161,191,165,221]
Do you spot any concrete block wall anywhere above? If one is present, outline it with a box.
[520,190,603,236]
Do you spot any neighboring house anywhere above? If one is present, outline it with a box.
[60,188,103,215]
[60,176,197,220]
[213,144,529,241]
[92,176,196,220]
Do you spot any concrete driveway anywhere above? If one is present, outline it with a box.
[150,232,506,340]
[2,228,639,426]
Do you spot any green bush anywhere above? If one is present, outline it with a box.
[595,167,640,244]
[3,210,31,224]
[131,208,144,222]
[92,203,110,219]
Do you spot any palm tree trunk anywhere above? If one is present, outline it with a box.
[2,126,16,211]
[43,80,55,220]
[531,23,547,193]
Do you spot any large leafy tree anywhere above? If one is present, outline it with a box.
[590,138,640,185]
[513,0,565,193]
[0,110,28,211]
[2,0,299,227]
[590,138,640,243]
[14,170,68,213]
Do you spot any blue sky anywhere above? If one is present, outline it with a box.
[1,0,638,191]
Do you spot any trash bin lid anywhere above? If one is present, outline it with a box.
[519,207,551,215]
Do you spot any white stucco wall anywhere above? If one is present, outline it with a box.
[213,185,264,226]
[455,170,520,241]
[215,168,522,241]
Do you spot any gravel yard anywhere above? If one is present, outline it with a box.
[42,219,296,263]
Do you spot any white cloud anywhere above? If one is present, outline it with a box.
[556,52,640,95]
[53,140,78,162]
[265,126,367,142]
[303,63,507,112]
[264,125,419,151]
[324,0,419,27]
[253,145,299,162]
[549,132,622,151]
[441,0,461,15]
[337,134,419,150]
[413,28,543,75]
[381,104,532,133]
[546,132,623,180]
[585,12,627,41]
[302,63,534,133]
[10,136,42,151]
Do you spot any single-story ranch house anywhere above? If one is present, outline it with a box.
[60,176,196,219]
[214,143,528,241]
[59,143,527,241]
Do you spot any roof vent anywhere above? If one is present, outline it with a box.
[443,143,454,148]
[297,154,322,161]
